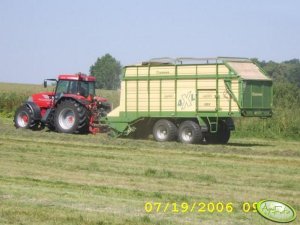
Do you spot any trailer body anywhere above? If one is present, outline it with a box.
[105,57,272,144]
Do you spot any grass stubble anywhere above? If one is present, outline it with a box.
[0,117,299,225]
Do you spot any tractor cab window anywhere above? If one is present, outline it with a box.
[78,81,95,97]
[68,81,78,94]
[88,82,95,96]
[56,80,95,97]
[56,80,69,94]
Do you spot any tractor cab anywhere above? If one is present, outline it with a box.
[55,74,96,97]
[44,74,96,101]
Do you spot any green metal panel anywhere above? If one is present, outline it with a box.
[242,80,272,108]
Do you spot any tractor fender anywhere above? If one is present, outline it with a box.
[24,101,42,120]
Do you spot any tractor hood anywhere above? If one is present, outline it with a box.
[30,92,55,108]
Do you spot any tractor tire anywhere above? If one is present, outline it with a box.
[205,120,230,144]
[178,120,202,144]
[153,119,177,142]
[14,105,38,129]
[54,99,90,134]
[46,110,56,131]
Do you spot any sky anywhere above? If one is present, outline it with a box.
[0,0,299,84]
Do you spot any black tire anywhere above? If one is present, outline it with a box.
[14,105,38,129]
[178,120,202,144]
[204,133,218,144]
[217,121,231,144]
[74,101,90,133]
[205,120,230,144]
[54,99,90,134]
[46,110,56,131]
[153,119,177,142]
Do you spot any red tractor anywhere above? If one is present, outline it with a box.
[14,73,111,134]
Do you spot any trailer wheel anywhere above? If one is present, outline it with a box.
[14,105,38,129]
[217,121,230,144]
[205,120,230,144]
[153,119,177,142]
[178,120,202,144]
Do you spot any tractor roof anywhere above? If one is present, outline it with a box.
[58,74,96,82]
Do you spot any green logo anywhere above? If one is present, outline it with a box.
[257,200,297,223]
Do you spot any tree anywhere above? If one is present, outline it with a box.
[90,54,122,90]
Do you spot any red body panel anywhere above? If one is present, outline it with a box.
[32,92,55,108]
[31,92,108,109]
[58,74,96,81]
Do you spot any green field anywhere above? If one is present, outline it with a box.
[0,116,299,225]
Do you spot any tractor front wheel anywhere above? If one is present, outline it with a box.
[14,105,38,129]
[54,99,89,134]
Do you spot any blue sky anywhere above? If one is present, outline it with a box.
[0,0,299,84]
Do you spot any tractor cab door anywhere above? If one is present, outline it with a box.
[54,80,74,102]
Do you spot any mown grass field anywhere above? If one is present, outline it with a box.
[0,115,299,225]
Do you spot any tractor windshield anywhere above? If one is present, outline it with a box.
[56,80,95,97]
[56,80,69,94]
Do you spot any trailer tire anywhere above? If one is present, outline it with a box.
[178,120,202,144]
[205,121,230,144]
[153,119,177,142]
[217,121,231,144]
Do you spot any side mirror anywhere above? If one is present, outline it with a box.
[44,80,47,88]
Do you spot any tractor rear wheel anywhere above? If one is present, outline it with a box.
[54,99,90,134]
[178,120,202,144]
[153,119,177,142]
[14,105,38,129]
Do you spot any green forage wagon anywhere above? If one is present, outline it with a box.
[104,57,273,144]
